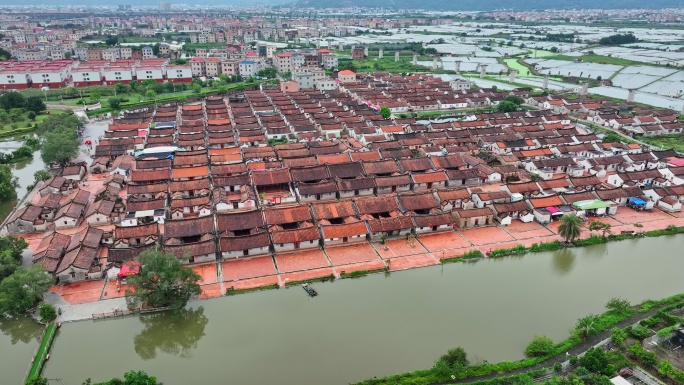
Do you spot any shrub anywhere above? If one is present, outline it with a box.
[553,362,563,373]
[658,360,675,377]
[657,326,676,337]
[627,342,645,359]
[437,347,469,369]
[569,355,579,365]
[38,302,57,323]
[573,235,608,247]
[628,325,651,340]
[640,351,658,368]
[640,317,659,328]
[575,367,590,376]
[579,348,609,373]
[605,297,632,315]
[524,335,555,357]
[611,327,627,347]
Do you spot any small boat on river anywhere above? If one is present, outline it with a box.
[302,283,318,297]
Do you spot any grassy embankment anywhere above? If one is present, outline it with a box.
[544,54,640,67]
[25,323,57,383]
[0,110,66,138]
[638,133,684,153]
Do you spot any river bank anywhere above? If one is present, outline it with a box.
[30,236,684,385]
[38,204,684,323]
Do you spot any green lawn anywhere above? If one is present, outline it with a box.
[503,58,537,77]
[26,323,57,383]
[347,57,435,74]
[638,133,684,152]
[543,54,638,66]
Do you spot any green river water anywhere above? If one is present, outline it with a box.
[4,236,673,385]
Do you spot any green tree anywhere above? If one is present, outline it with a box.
[589,221,612,237]
[144,90,157,100]
[627,325,651,340]
[40,127,79,165]
[108,97,122,110]
[115,82,130,95]
[24,96,46,114]
[579,347,609,373]
[84,370,160,385]
[9,108,24,122]
[504,95,525,105]
[0,92,25,111]
[105,35,118,46]
[38,302,57,323]
[0,47,11,61]
[575,314,599,339]
[558,214,582,243]
[0,266,54,316]
[192,83,202,94]
[380,106,391,119]
[34,169,51,182]
[27,111,37,120]
[496,100,519,113]
[437,346,469,369]
[611,327,627,348]
[35,113,82,136]
[125,250,201,310]
[524,335,555,357]
[0,165,18,202]
[605,297,631,315]
[0,236,28,281]
[658,360,675,377]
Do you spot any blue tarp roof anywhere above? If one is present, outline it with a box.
[628,197,646,206]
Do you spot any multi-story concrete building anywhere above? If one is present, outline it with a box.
[274,53,292,73]
[72,66,103,87]
[190,57,205,77]
[166,65,192,83]
[141,46,154,60]
[220,60,239,76]
[205,57,221,77]
[321,53,338,70]
[239,60,257,77]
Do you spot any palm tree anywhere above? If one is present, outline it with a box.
[558,214,583,244]
[575,314,599,339]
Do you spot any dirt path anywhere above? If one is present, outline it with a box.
[436,306,665,385]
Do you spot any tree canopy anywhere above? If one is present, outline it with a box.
[24,96,46,114]
[35,113,83,136]
[84,370,160,385]
[558,214,582,243]
[524,335,555,357]
[437,346,470,369]
[40,127,80,165]
[0,165,18,202]
[125,250,202,310]
[496,100,519,113]
[0,236,28,281]
[0,266,54,316]
[0,92,25,111]
[380,106,391,119]
[599,33,637,46]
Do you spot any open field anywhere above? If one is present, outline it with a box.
[639,133,684,152]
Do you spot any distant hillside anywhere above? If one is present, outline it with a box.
[293,0,684,11]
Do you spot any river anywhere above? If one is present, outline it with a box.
[0,147,45,223]
[27,236,682,385]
